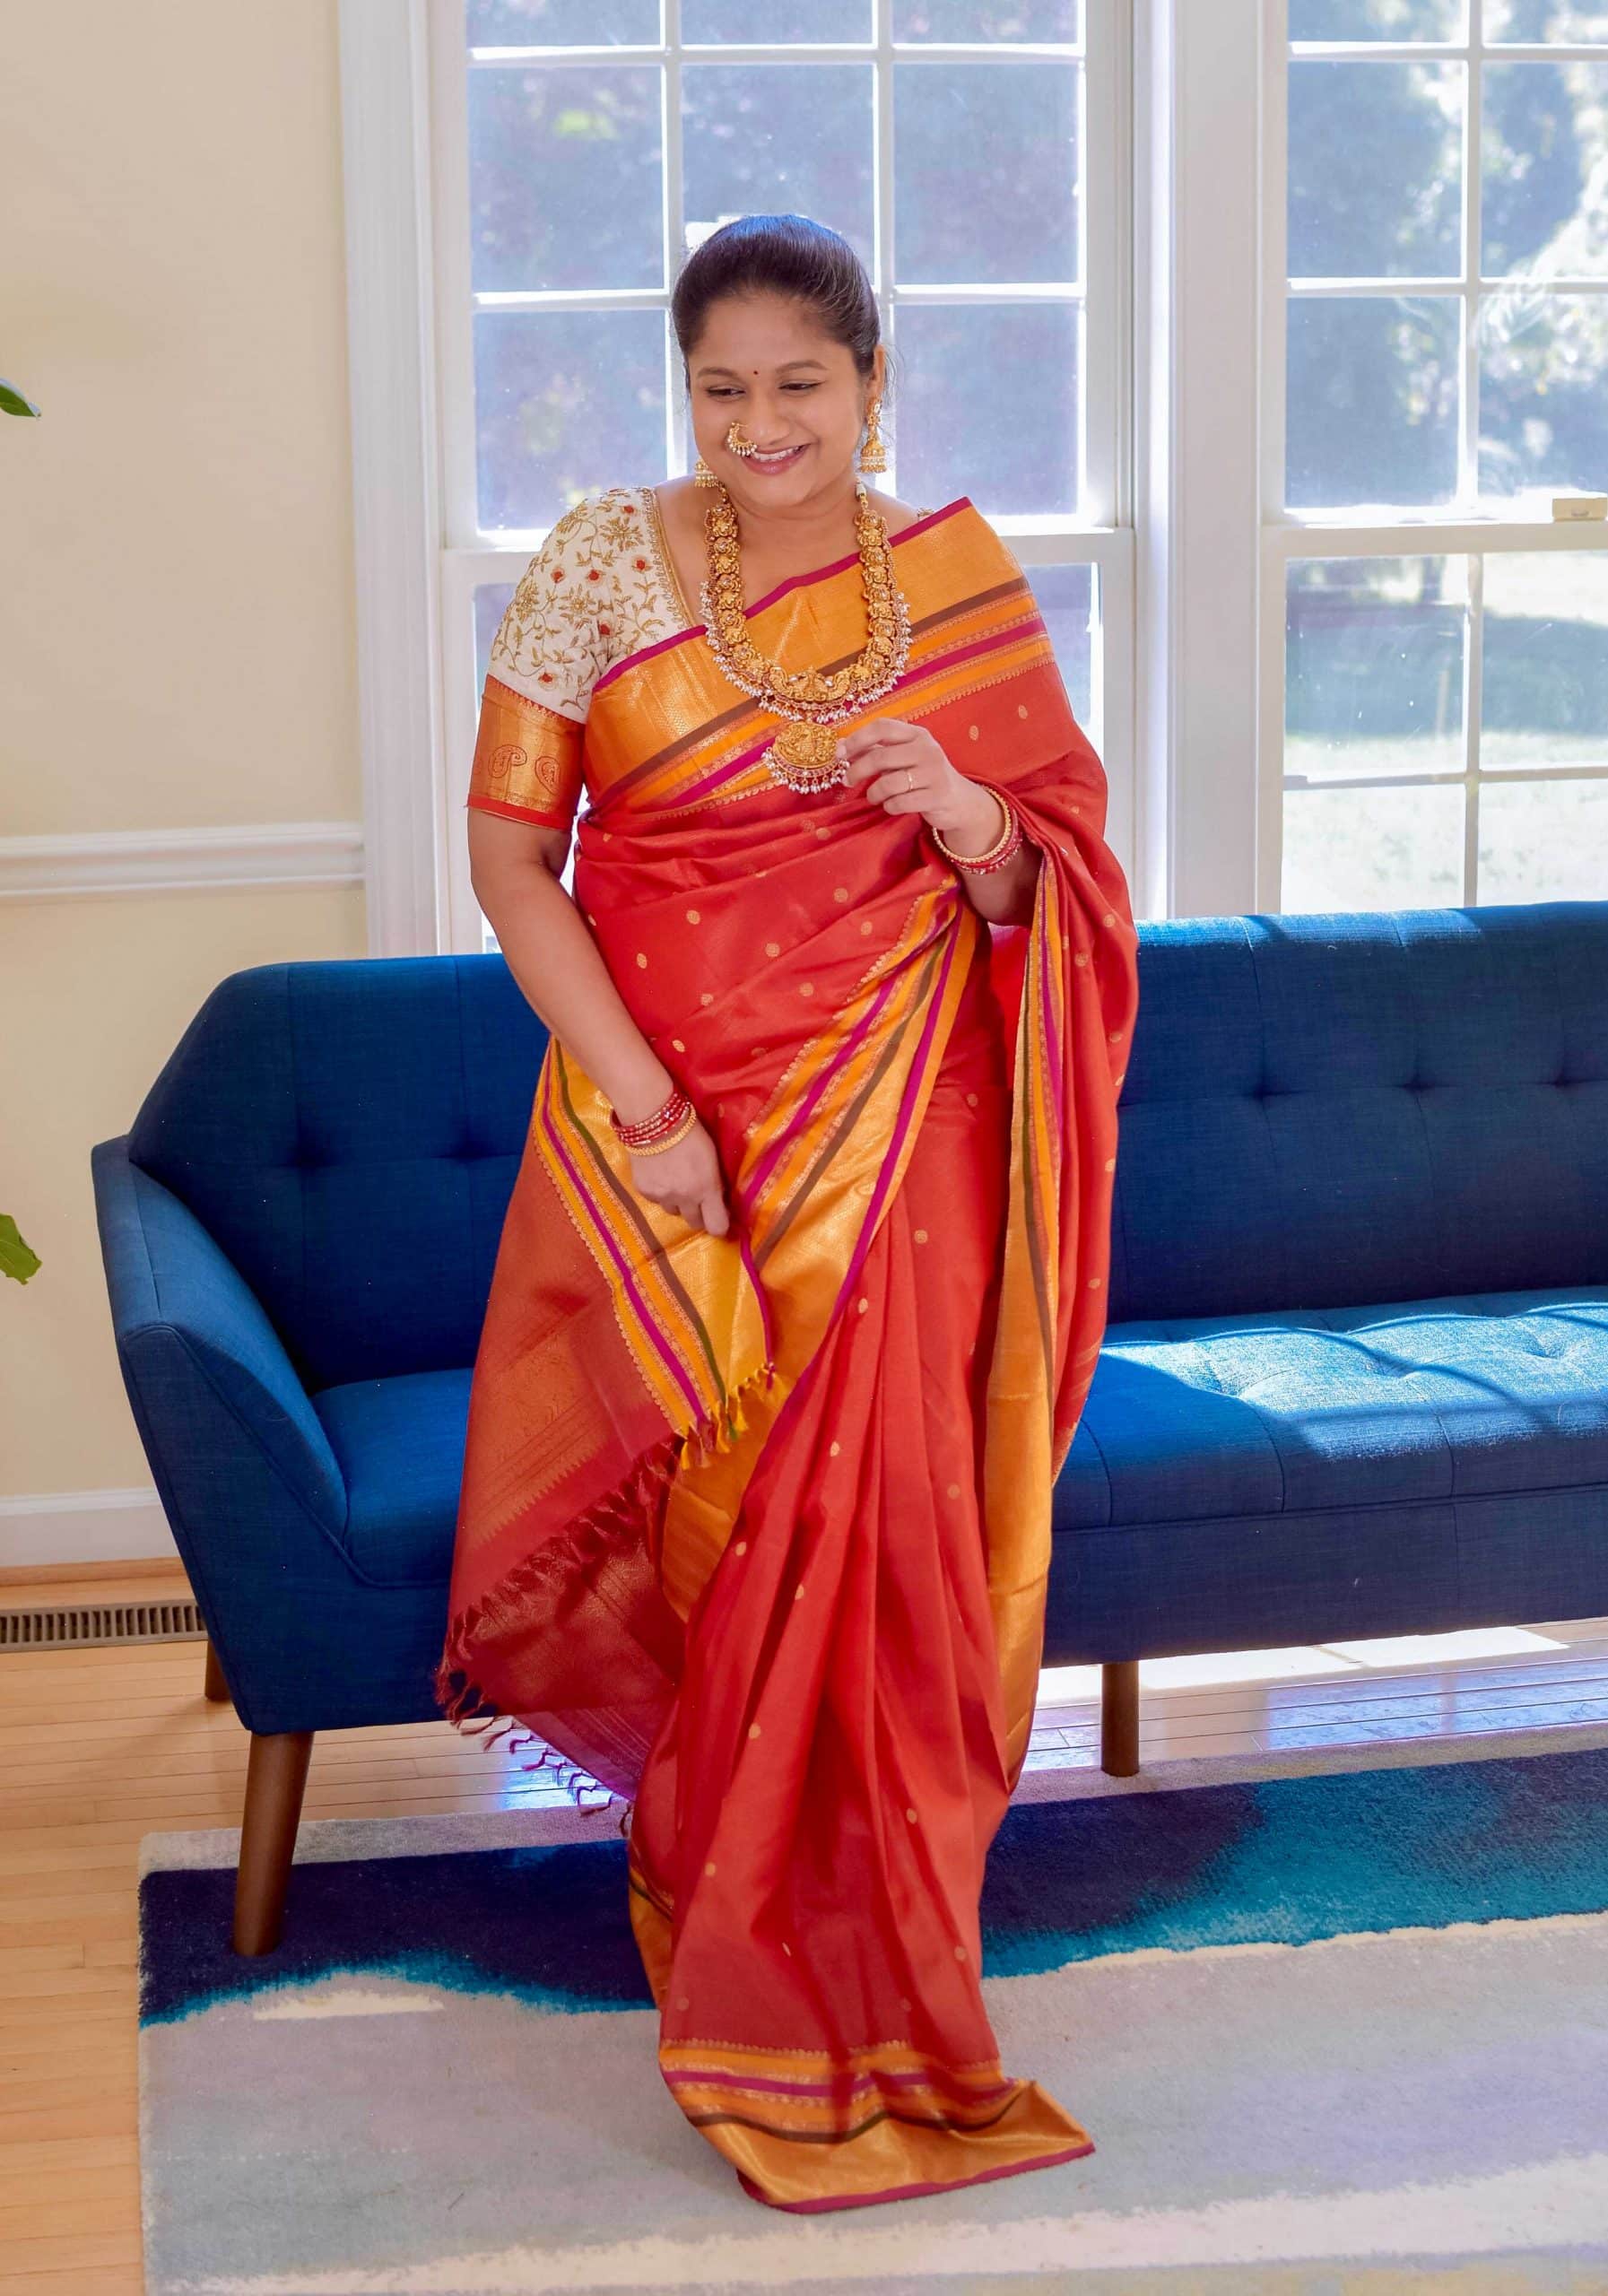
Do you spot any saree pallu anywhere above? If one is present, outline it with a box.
[436,497,1140,2211]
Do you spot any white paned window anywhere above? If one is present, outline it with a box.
[428,0,1134,949]
[1265,0,1608,913]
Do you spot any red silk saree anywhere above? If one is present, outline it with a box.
[436,494,1140,2212]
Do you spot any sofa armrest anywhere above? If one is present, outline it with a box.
[91,1137,346,1539]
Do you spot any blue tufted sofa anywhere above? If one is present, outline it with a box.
[92,902,1608,1952]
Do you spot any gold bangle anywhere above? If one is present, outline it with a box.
[931,787,1018,870]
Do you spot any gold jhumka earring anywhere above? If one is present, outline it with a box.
[857,394,887,474]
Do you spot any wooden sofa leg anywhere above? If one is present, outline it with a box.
[1101,1660,1140,1776]
[202,1636,231,1704]
[232,1730,315,1956]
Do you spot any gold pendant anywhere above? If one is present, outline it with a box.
[764,718,847,793]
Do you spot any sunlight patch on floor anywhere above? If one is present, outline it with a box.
[1323,1626,1565,1668]
[1035,1624,1568,1709]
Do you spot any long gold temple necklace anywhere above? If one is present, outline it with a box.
[699,476,913,795]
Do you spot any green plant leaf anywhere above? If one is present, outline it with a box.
[0,379,41,418]
[0,1215,42,1282]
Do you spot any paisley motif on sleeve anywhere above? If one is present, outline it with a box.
[465,681,586,830]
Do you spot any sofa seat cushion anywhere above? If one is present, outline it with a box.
[311,1369,472,1586]
[1056,1285,1608,1532]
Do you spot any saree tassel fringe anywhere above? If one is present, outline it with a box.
[433,1351,779,1808]
[674,1353,775,1468]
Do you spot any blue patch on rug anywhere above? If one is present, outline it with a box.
[140,1743,1608,2029]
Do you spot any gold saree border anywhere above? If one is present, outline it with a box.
[626,1851,1095,2209]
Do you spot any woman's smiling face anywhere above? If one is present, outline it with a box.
[686,291,884,515]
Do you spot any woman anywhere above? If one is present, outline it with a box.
[436,213,1139,2213]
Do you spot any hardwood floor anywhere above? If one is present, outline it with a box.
[3,1557,1607,2290]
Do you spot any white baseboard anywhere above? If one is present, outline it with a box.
[0,1487,179,1569]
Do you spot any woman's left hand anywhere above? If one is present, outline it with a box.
[836,720,1006,855]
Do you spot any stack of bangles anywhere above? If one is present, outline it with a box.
[608,1084,698,1155]
[928,786,1024,874]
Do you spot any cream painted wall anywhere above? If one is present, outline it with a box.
[0,891,369,1526]
[1,4,366,1558]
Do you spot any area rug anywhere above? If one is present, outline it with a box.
[138,1723,1608,2294]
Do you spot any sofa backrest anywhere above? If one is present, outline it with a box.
[126,906,1608,1388]
[1107,902,1608,1324]
[127,956,547,1389]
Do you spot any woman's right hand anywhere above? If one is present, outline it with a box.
[628,1118,731,1238]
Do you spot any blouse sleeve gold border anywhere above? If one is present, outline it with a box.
[466,674,586,828]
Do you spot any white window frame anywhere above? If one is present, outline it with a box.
[338,0,1265,953]
[1258,0,1608,915]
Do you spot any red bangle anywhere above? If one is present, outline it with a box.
[609,1085,694,1150]
[621,1102,698,1155]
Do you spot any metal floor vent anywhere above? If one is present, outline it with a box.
[0,1600,206,1651]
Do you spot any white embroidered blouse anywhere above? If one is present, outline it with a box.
[485,484,695,729]
[465,482,935,834]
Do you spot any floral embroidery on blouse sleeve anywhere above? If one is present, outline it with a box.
[485,484,691,718]
[486,494,620,723]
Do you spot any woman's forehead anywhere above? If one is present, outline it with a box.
[691,300,851,371]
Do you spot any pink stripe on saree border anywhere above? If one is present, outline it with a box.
[592,495,974,697]
[668,613,1040,810]
[826,912,966,1328]
[665,2066,1017,2104]
[737,967,903,1214]
[739,2139,1096,2214]
[536,1074,711,1427]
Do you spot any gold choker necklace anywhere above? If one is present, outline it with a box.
[698,477,913,795]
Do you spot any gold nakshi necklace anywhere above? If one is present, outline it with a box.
[698,475,913,795]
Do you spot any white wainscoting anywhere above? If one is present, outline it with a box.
[0,822,364,901]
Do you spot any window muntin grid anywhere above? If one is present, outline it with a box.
[1277,0,1608,911]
